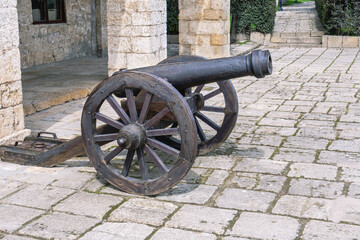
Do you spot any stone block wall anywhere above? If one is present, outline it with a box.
[322,35,360,48]
[17,0,98,68]
[179,0,230,58]
[0,0,30,144]
[107,0,167,75]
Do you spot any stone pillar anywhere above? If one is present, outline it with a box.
[107,0,167,75]
[95,0,108,57]
[179,0,230,58]
[0,0,30,145]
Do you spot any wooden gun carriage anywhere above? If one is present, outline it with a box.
[0,50,272,195]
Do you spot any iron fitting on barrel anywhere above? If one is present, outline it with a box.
[246,50,273,78]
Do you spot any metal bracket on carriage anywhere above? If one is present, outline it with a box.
[184,92,204,113]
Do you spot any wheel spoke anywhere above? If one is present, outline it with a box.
[137,147,149,180]
[95,113,124,130]
[195,112,220,131]
[202,106,225,113]
[125,88,138,122]
[194,84,205,93]
[94,133,118,142]
[138,92,153,124]
[147,138,180,157]
[195,117,207,142]
[122,150,135,177]
[144,145,169,174]
[143,107,170,129]
[147,128,179,137]
[104,146,123,163]
[204,88,222,101]
[106,95,131,124]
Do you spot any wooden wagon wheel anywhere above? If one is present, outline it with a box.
[157,55,239,155]
[81,71,198,195]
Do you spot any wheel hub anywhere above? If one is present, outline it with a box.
[117,124,147,150]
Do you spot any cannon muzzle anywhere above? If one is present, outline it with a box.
[132,50,272,90]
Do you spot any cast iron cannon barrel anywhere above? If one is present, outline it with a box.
[131,50,272,90]
[0,49,274,197]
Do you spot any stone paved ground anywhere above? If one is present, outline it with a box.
[22,56,107,116]
[0,46,359,239]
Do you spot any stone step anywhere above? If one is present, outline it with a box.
[287,36,322,44]
[272,31,325,38]
[271,36,322,45]
[267,43,323,48]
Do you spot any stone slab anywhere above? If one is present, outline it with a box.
[19,212,99,240]
[108,198,177,226]
[231,173,286,193]
[283,136,329,150]
[341,167,360,183]
[272,148,316,163]
[288,179,344,199]
[2,236,36,240]
[53,191,123,219]
[329,140,360,152]
[216,188,276,211]
[272,195,332,220]
[151,227,217,240]
[205,170,229,186]
[166,205,236,235]
[230,212,300,240]
[348,183,360,199]
[0,204,44,233]
[0,179,26,199]
[195,156,236,170]
[156,184,217,204]
[302,220,360,240]
[288,163,338,180]
[2,184,74,210]
[80,222,154,240]
[329,196,360,225]
[342,36,359,48]
[234,158,288,175]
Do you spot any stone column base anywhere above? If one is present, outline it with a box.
[0,129,31,145]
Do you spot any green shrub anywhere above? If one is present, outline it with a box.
[167,0,179,34]
[283,0,314,6]
[231,0,277,34]
[315,0,360,36]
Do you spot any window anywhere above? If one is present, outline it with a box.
[31,0,66,24]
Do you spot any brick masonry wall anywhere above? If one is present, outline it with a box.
[179,0,230,58]
[0,0,29,143]
[107,0,167,75]
[17,0,95,68]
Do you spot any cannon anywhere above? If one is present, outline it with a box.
[0,50,272,195]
